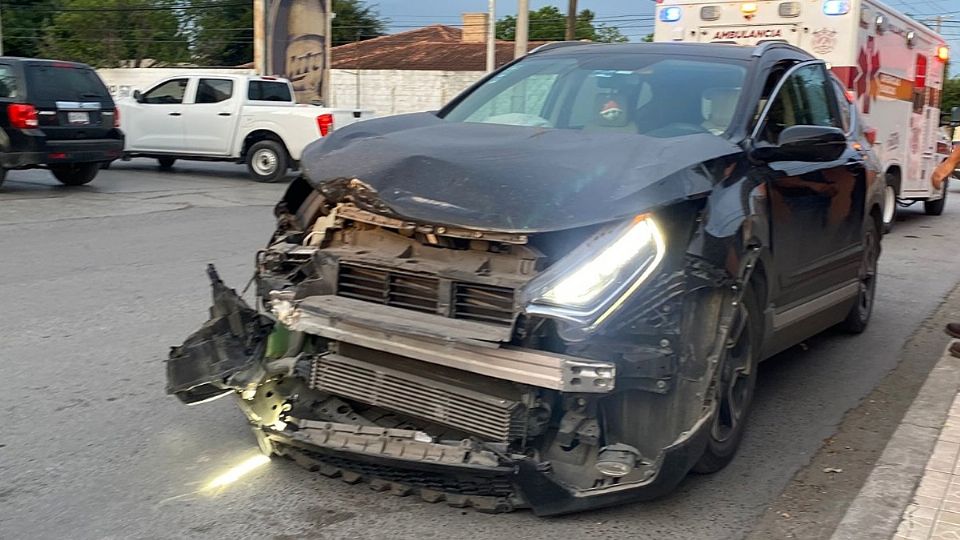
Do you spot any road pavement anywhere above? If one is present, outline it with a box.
[1,161,959,540]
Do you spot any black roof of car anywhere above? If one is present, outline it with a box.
[0,56,94,68]
[531,41,814,62]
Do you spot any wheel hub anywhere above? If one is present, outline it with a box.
[252,149,278,175]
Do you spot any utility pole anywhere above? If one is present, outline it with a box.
[486,0,496,72]
[323,0,334,106]
[253,0,265,74]
[935,15,943,33]
[515,0,529,58]
[566,0,577,41]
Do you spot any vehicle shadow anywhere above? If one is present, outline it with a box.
[110,159,298,182]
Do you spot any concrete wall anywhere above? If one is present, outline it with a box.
[330,69,484,115]
[96,68,256,100]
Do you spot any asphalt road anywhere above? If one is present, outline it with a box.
[1,161,959,540]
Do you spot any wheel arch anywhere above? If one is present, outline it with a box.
[240,129,291,161]
[885,165,903,194]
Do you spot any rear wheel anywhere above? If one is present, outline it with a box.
[246,140,288,183]
[925,180,948,216]
[51,163,99,186]
[692,285,761,474]
[0,168,7,189]
[157,157,176,170]
[882,179,898,233]
[840,219,880,333]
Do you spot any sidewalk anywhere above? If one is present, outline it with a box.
[831,342,960,540]
[893,392,960,539]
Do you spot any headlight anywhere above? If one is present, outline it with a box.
[522,214,665,334]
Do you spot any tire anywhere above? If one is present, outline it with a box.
[882,178,898,233]
[157,157,176,170]
[100,161,111,170]
[0,168,7,189]
[840,219,880,334]
[246,140,288,183]
[692,284,761,474]
[925,179,948,216]
[50,163,99,186]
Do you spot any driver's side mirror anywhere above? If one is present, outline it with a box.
[751,125,847,163]
[952,107,960,127]
[132,89,143,103]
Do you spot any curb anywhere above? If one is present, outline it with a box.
[831,344,960,540]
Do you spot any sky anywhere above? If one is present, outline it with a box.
[373,0,960,69]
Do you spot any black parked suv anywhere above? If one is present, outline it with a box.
[167,42,884,514]
[0,57,123,188]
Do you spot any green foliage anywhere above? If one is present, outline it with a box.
[1,0,58,58]
[331,0,387,45]
[38,0,189,67]
[496,7,627,43]
[190,1,253,66]
[944,77,960,114]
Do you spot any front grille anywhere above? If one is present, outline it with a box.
[310,353,527,442]
[453,283,515,325]
[337,262,438,314]
[336,261,517,325]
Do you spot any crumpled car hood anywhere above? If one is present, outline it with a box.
[301,112,741,233]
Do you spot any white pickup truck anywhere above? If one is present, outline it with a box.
[118,74,372,182]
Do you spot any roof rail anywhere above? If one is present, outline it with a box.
[529,41,593,54]
[752,40,790,57]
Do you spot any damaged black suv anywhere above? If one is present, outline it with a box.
[168,42,883,515]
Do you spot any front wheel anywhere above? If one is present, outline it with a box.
[840,219,880,333]
[157,157,176,170]
[51,163,99,186]
[925,180,948,216]
[692,285,761,474]
[246,140,288,183]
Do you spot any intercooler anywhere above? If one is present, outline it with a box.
[308,346,528,442]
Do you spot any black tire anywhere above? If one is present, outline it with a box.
[246,140,288,183]
[882,176,898,233]
[840,219,880,334]
[157,157,176,170]
[100,161,112,170]
[51,163,99,186]
[925,180,948,216]
[0,168,7,189]
[692,284,761,474]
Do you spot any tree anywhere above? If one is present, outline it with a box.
[190,2,253,66]
[331,0,387,46]
[1,0,58,58]
[496,7,627,43]
[39,0,189,67]
[944,77,960,114]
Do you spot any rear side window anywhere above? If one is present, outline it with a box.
[25,64,110,102]
[0,65,16,98]
[248,81,291,102]
[196,78,233,104]
[143,79,188,104]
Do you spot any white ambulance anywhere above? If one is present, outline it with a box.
[654,0,952,230]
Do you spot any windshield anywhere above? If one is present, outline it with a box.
[443,53,747,138]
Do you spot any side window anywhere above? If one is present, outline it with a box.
[196,79,233,104]
[464,74,558,126]
[0,65,16,98]
[760,64,840,141]
[143,78,188,104]
[248,81,292,102]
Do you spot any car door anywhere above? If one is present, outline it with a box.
[755,61,866,319]
[124,77,189,152]
[183,78,238,155]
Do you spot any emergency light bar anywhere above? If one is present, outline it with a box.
[823,0,851,16]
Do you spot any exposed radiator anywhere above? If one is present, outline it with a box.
[308,351,527,442]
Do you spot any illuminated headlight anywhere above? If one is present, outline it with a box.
[660,7,682,22]
[522,215,665,334]
[823,0,850,16]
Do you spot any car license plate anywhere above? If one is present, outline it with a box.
[67,111,89,125]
